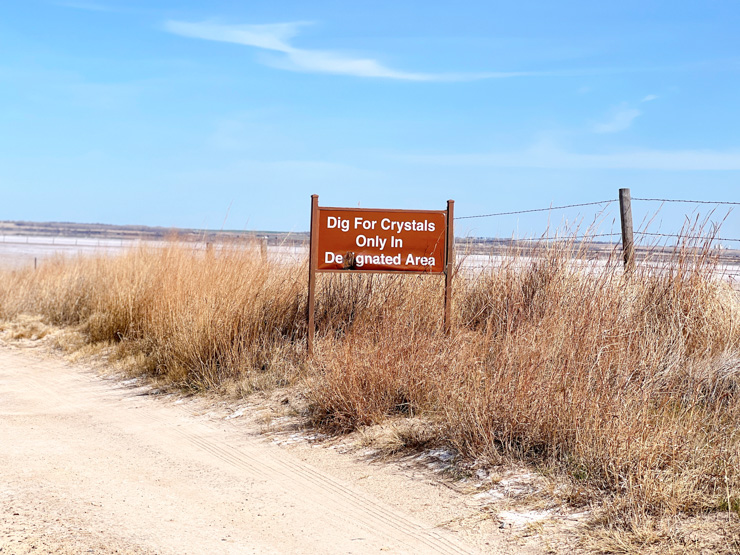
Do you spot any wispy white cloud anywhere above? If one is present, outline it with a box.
[163,20,623,82]
[166,21,304,53]
[403,143,740,171]
[593,105,642,134]
[641,94,659,102]
[164,20,481,81]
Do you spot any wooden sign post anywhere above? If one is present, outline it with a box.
[307,195,454,354]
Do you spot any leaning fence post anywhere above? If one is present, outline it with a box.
[619,188,634,269]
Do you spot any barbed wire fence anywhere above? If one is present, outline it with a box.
[630,197,740,251]
[454,189,740,277]
[457,199,621,244]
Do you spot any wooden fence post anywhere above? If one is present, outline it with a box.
[619,188,634,269]
[443,199,455,335]
[307,195,319,355]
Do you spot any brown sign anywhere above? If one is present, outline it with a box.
[316,207,447,273]
[306,195,455,354]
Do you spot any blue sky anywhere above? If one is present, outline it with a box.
[1,1,739,242]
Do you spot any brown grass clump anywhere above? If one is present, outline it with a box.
[1,233,739,548]
[304,238,740,546]
[443,251,740,520]
[0,243,306,391]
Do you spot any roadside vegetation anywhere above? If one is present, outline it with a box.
[1,236,739,552]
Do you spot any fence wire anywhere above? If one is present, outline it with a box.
[456,195,740,245]
[633,197,740,206]
[635,231,740,243]
[499,233,621,242]
[456,200,613,220]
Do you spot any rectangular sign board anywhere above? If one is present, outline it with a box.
[307,195,454,354]
[316,207,447,273]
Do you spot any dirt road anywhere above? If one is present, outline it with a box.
[0,345,534,554]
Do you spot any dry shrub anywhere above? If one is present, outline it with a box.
[308,237,740,535]
[308,272,446,429]
[129,245,306,390]
[314,272,442,338]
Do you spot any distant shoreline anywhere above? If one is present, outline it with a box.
[0,220,308,246]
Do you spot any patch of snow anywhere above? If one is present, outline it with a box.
[225,408,246,420]
[498,509,553,527]
[425,448,456,462]
[474,470,545,504]
[474,490,505,502]
[409,448,459,472]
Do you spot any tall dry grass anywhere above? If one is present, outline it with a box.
[0,243,307,391]
[1,235,739,540]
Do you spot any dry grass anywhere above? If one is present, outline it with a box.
[1,234,739,550]
[0,243,307,392]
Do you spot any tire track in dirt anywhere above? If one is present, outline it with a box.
[110,374,472,554]
[168,426,470,555]
[100,382,471,553]
[0,345,489,554]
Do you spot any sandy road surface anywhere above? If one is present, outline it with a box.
[0,345,534,554]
